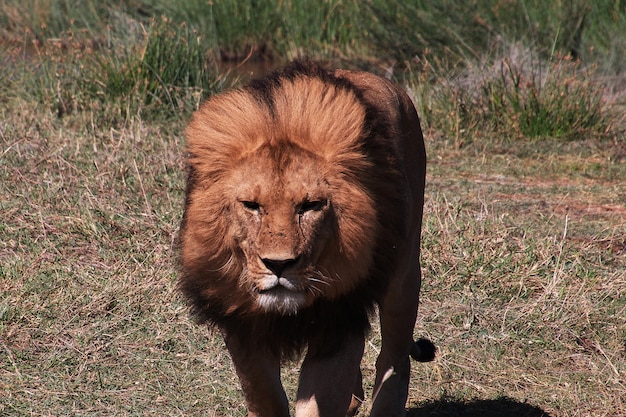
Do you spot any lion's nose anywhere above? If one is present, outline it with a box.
[261,257,299,277]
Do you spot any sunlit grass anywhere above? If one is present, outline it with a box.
[408,46,609,144]
[1,1,625,416]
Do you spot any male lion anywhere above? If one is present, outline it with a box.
[179,60,434,417]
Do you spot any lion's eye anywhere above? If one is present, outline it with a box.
[299,199,327,214]
[241,200,261,212]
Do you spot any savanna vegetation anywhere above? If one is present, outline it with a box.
[1,1,624,416]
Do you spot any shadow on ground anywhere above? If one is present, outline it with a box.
[408,397,551,417]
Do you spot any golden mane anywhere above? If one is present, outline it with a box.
[185,69,373,178]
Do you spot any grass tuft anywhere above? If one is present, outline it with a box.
[407,44,611,145]
[97,16,224,119]
[485,54,607,139]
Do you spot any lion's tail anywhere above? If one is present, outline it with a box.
[410,338,436,362]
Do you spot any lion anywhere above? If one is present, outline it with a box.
[179,60,434,417]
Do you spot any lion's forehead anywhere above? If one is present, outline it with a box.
[230,145,329,204]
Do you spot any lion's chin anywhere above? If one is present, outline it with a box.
[256,288,308,315]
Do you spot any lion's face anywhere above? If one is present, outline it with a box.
[228,143,335,314]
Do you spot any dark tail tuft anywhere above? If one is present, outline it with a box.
[410,338,436,362]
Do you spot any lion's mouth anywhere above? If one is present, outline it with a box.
[255,276,302,293]
[254,277,308,314]
[257,286,296,296]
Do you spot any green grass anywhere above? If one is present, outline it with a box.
[2,0,625,68]
[408,48,610,143]
[485,57,605,139]
[1,1,625,416]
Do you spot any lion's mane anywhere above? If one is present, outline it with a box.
[179,61,410,359]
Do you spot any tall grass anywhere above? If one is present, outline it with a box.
[3,0,624,66]
[363,0,625,70]
[2,16,225,122]
[0,0,623,131]
[408,46,608,144]
[490,56,606,138]
[98,17,223,118]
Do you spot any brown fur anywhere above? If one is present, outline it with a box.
[179,60,431,417]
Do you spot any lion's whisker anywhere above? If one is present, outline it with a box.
[202,254,237,273]
[306,286,322,297]
[307,277,327,286]
[313,266,337,284]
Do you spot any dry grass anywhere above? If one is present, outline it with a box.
[0,105,242,416]
[407,139,626,416]
[1,2,624,415]
[1,94,625,416]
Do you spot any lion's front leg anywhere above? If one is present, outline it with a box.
[223,332,290,417]
[295,334,365,417]
[370,261,422,417]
